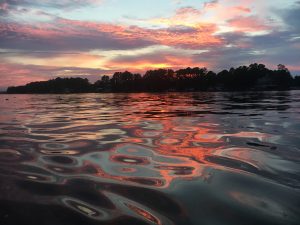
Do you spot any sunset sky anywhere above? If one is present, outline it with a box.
[0,0,299,89]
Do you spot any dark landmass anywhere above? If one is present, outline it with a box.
[6,63,300,94]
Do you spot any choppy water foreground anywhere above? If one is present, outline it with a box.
[0,91,300,225]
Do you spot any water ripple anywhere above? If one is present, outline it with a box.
[1,92,300,225]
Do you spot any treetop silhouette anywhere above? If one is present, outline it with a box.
[6,63,300,94]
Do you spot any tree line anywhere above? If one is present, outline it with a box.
[6,63,300,93]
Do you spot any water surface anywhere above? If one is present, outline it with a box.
[0,91,300,225]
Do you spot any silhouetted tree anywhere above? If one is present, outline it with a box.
[7,77,91,94]
[271,64,293,88]
[7,63,298,93]
[143,69,175,91]
[94,75,110,91]
[293,76,300,87]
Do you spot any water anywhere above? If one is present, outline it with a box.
[0,91,299,225]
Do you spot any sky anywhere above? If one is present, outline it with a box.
[0,0,299,89]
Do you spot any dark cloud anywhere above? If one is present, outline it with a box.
[166,25,198,33]
[203,2,300,73]
[0,0,102,10]
[194,28,300,73]
[0,0,103,16]
[0,21,155,51]
[282,3,300,32]
[0,17,222,51]
[193,46,260,71]
[204,0,219,9]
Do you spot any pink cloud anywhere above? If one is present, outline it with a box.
[175,6,202,18]
[0,18,223,51]
[234,6,251,13]
[53,18,223,49]
[204,0,219,9]
[227,16,271,32]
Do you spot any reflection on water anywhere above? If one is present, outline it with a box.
[0,91,300,225]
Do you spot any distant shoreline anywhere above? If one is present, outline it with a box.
[3,88,300,95]
[5,64,300,94]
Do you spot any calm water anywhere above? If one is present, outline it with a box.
[0,91,300,225]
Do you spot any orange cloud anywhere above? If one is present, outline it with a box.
[144,0,255,35]
[186,0,255,27]
[58,18,223,49]
[234,6,251,13]
[149,24,222,48]
[104,53,209,71]
[0,18,223,51]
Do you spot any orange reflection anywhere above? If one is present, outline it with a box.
[10,93,277,191]
[125,203,162,225]
[88,96,227,188]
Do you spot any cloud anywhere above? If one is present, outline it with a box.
[0,0,103,10]
[227,16,272,33]
[175,6,202,18]
[143,0,256,35]
[193,28,300,73]
[203,0,219,9]
[202,0,254,22]
[104,49,208,71]
[281,2,300,32]
[149,6,203,27]
[234,6,251,13]
[0,0,104,17]
[0,17,222,51]
[0,20,154,51]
